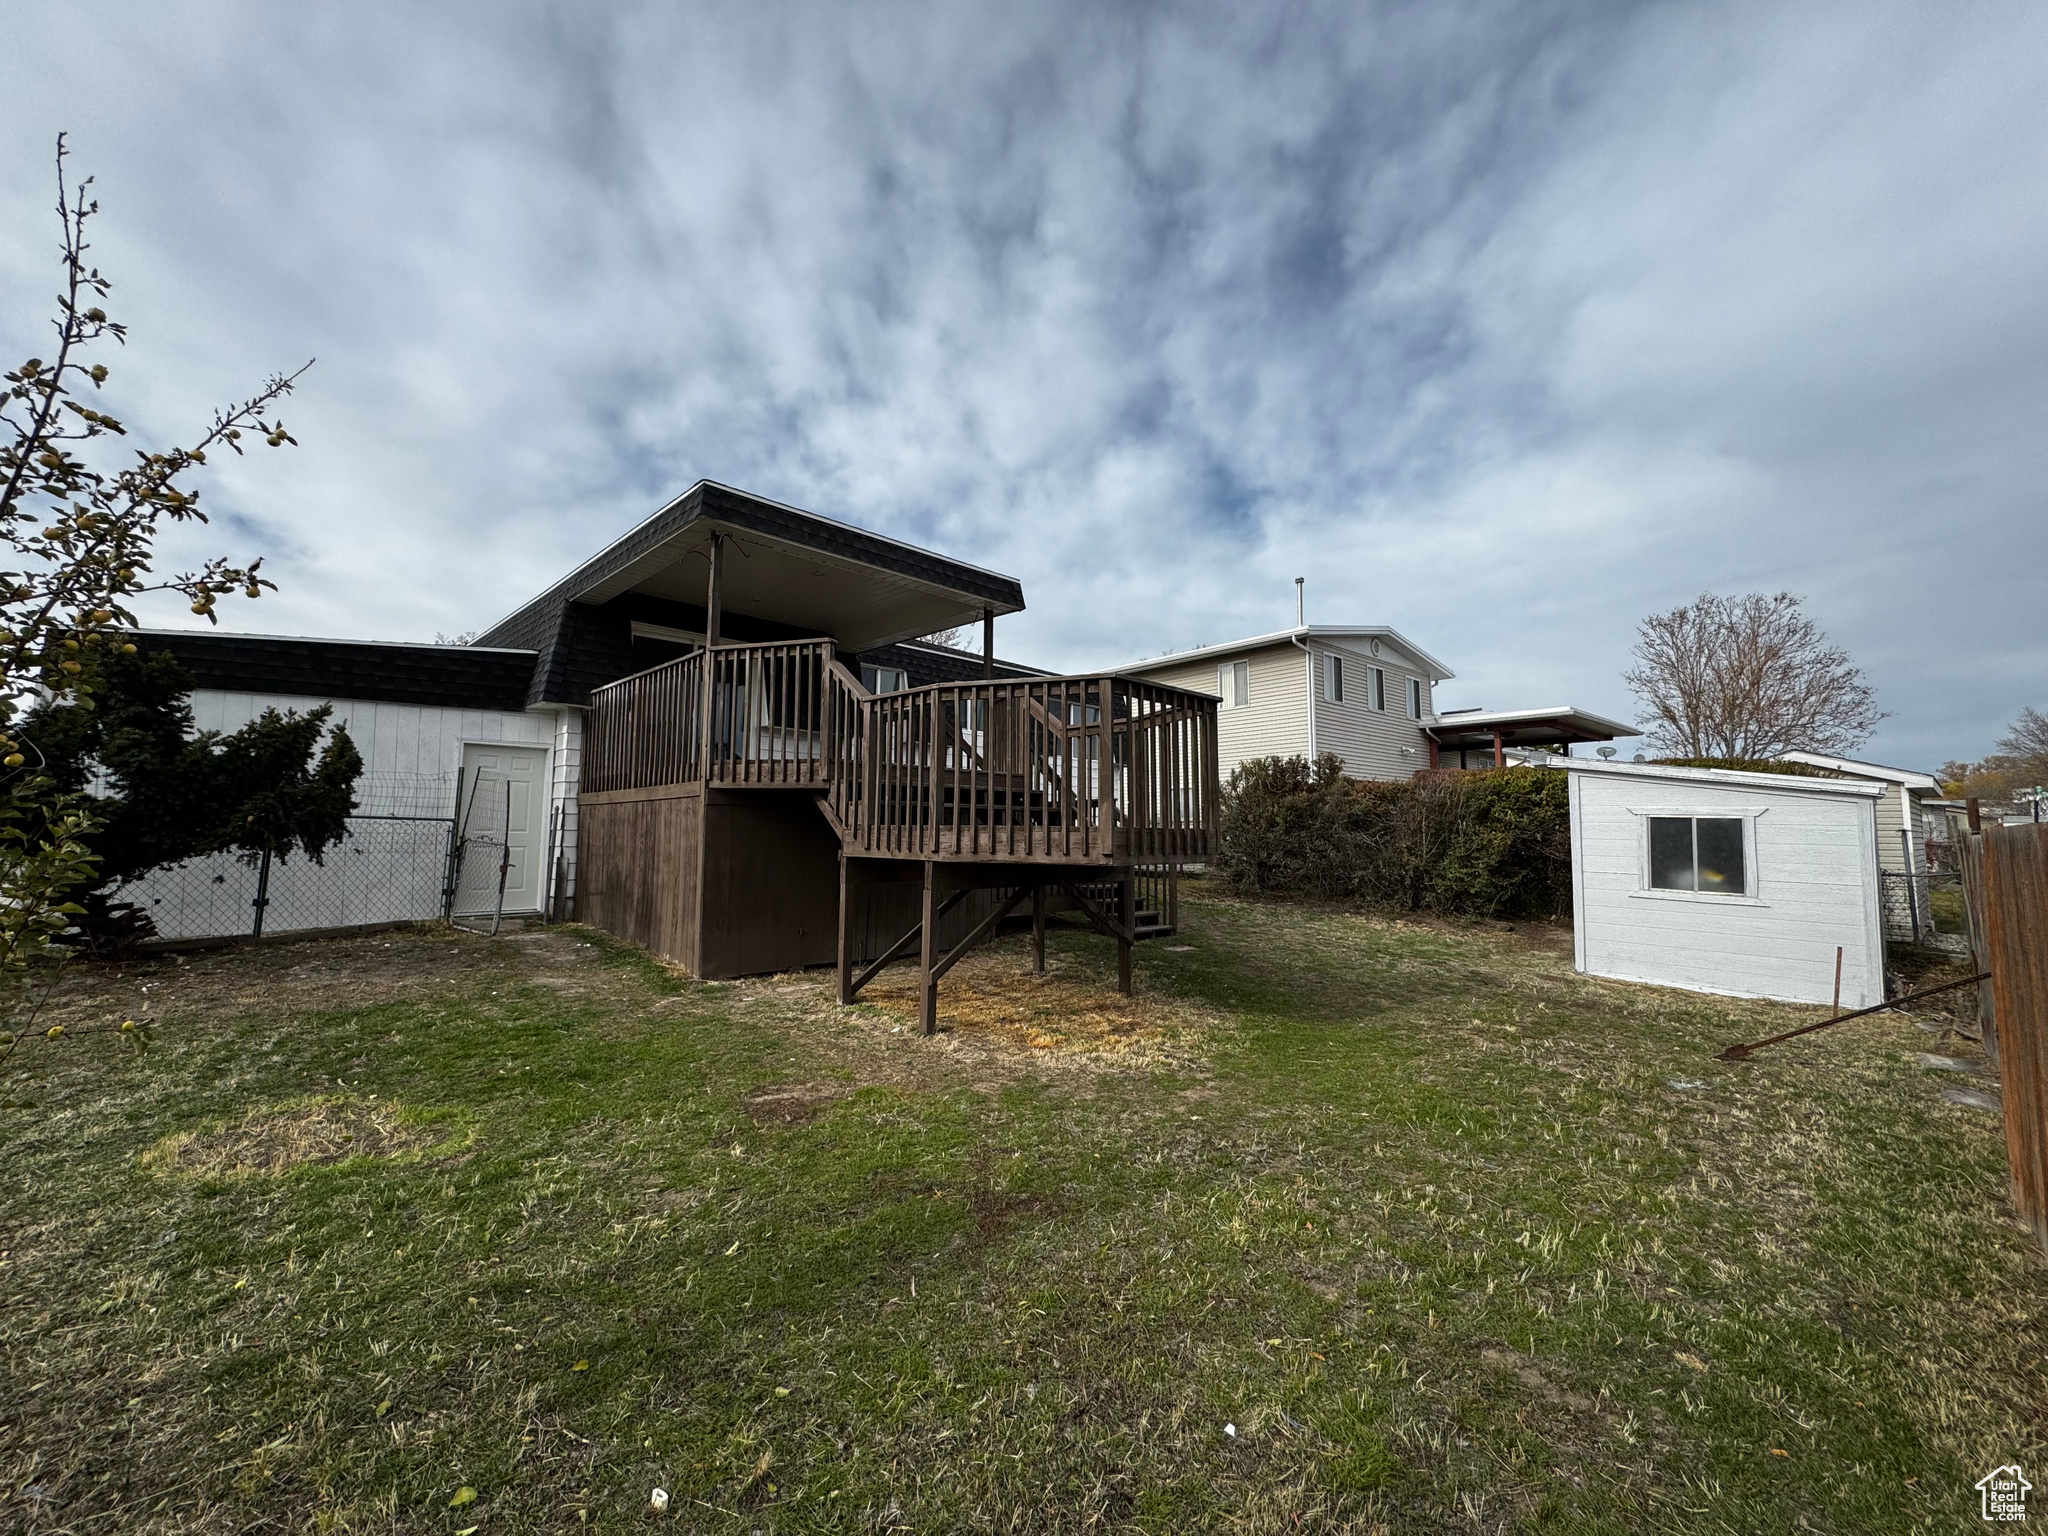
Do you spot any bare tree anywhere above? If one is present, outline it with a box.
[918,626,968,650]
[1624,592,1883,759]
[1943,706,2048,800]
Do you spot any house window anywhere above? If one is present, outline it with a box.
[1323,655,1345,703]
[1407,677,1424,718]
[862,664,908,694]
[1217,660,1249,709]
[1368,666,1385,712]
[1648,817,1747,895]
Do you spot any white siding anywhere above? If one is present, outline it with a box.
[1311,640,1433,781]
[550,707,583,910]
[1569,766,1885,1008]
[1135,643,1312,782]
[118,690,578,939]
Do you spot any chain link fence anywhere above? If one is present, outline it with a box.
[1880,867,1970,952]
[110,770,523,945]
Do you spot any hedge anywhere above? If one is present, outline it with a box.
[1213,755,1573,919]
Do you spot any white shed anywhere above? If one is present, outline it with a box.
[1565,759,1887,1008]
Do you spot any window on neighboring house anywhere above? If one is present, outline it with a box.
[1369,666,1386,711]
[1648,817,1748,895]
[862,664,908,694]
[1323,654,1345,703]
[1217,659,1250,709]
[1407,676,1424,719]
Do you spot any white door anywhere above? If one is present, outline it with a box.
[455,744,549,915]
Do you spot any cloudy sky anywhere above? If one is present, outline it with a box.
[2,2,2041,767]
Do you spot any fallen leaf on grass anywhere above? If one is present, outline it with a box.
[449,1485,478,1506]
[571,1360,589,1372]
[1769,1448,1788,1457]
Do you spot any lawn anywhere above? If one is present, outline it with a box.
[2,883,2039,1533]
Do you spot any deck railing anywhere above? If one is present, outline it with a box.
[583,638,1218,863]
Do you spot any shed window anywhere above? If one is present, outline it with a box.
[1217,660,1249,709]
[1648,817,1747,895]
[1407,677,1424,719]
[1369,666,1386,711]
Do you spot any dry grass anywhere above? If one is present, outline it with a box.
[858,943,1210,1060]
[138,1095,437,1177]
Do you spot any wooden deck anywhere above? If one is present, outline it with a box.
[576,638,1219,1019]
[581,638,1220,867]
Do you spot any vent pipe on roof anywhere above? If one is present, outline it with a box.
[1295,577,1304,628]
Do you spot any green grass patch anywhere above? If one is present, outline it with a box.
[1,893,2038,1532]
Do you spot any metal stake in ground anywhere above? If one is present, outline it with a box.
[490,778,512,938]
[1719,971,1990,1062]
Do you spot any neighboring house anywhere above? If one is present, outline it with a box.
[1779,751,1945,876]
[1118,626,1453,781]
[127,480,1220,1013]
[1117,627,1633,781]
[1566,758,1886,1008]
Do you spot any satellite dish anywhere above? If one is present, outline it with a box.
[1632,753,1646,763]
[1597,746,1617,760]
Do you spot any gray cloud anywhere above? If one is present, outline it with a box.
[2,0,2040,767]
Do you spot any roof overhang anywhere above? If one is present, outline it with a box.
[487,481,1027,654]
[1560,757,1885,798]
[1426,706,1637,750]
[1779,751,1943,793]
[1119,625,1456,681]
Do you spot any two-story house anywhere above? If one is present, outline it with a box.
[1117,625,1633,783]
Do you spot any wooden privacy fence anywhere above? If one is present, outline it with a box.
[1977,821,2048,1255]
[583,638,1220,866]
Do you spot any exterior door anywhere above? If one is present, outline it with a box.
[455,743,549,915]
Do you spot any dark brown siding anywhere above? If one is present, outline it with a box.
[698,791,843,978]
[575,784,704,971]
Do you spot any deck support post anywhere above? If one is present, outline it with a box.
[982,608,994,680]
[1031,881,1046,973]
[836,851,854,1005]
[704,531,724,648]
[1117,874,1134,996]
[919,860,940,1036]
[1492,729,1504,769]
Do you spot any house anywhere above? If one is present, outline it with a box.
[1117,626,1633,781]
[1565,757,1886,1008]
[125,480,1219,1024]
[1778,751,1946,876]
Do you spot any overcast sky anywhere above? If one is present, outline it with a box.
[2,2,2041,768]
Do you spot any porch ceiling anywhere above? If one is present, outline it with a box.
[575,515,1026,653]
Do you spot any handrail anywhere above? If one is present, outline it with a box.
[581,640,1218,862]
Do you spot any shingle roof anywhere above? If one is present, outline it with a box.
[134,630,539,713]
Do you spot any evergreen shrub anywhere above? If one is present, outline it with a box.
[1215,755,1572,919]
